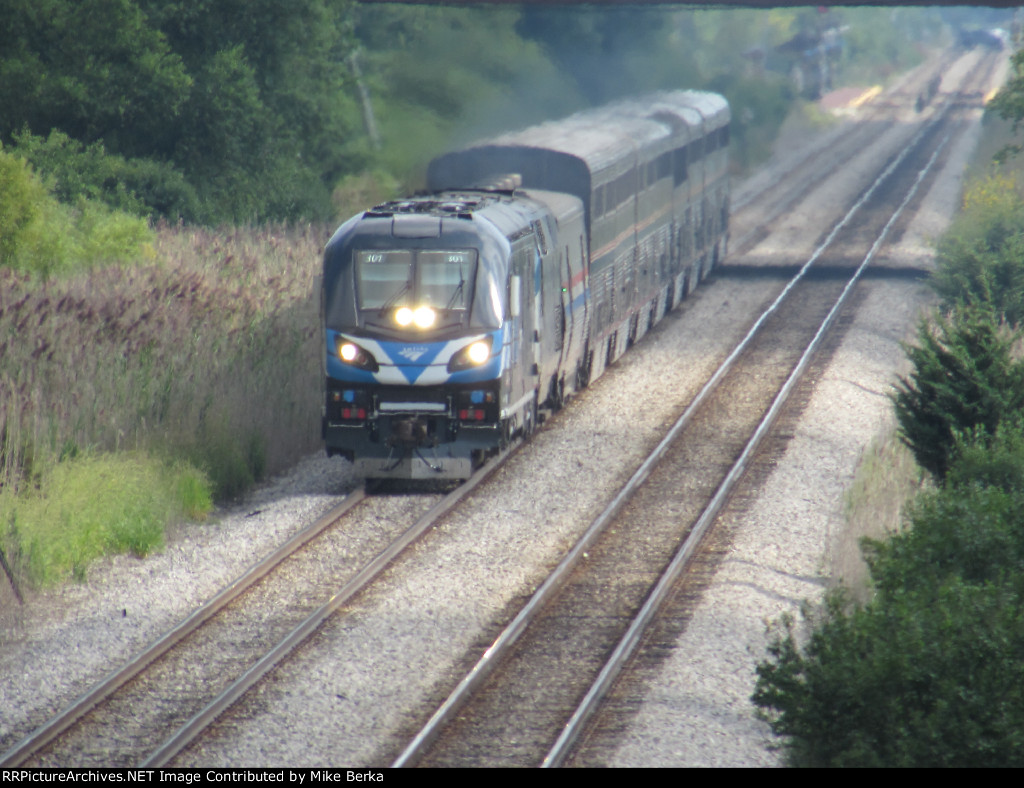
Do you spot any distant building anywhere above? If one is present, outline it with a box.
[776,25,846,100]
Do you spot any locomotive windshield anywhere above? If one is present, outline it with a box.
[355,249,476,318]
[355,250,413,309]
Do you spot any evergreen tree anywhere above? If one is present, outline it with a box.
[892,308,1024,480]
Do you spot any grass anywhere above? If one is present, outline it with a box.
[0,452,211,586]
[836,431,925,603]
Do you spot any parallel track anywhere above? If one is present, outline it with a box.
[389,57,988,768]
[728,51,958,250]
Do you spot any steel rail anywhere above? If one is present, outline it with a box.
[0,487,369,767]
[391,89,958,769]
[141,447,510,767]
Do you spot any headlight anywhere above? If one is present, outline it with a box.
[339,343,359,362]
[394,305,436,330]
[467,341,490,364]
[413,306,436,329]
[395,307,414,327]
[448,337,493,372]
[336,339,379,372]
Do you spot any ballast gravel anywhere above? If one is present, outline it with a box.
[0,49,1004,768]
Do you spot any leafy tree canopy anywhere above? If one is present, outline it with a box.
[754,426,1024,767]
[754,578,1024,767]
[0,0,191,153]
[0,0,359,224]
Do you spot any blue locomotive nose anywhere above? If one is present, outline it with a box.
[382,342,443,383]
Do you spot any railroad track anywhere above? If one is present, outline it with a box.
[384,53,994,768]
[1,49,999,769]
[0,459,508,767]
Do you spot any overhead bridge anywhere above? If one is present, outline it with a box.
[358,1,1019,9]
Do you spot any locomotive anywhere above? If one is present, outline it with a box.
[321,91,730,479]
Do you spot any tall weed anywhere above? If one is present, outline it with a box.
[0,221,328,585]
[1,223,325,487]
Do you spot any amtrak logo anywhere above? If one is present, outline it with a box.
[398,346,429,362]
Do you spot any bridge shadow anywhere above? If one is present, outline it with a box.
[715,261,931,282]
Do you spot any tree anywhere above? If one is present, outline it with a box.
[755,451,1024,767]
[138,0,362,223]
[892,307,1024,481]
[515,6,701,106]
[351,5,580,180]
[0,0,191,153]
[989,48,1024,159]
[0,0,362,223]
[931,175,1024,326]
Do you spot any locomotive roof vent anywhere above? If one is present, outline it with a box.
[440,197,493,218]
[365,194,489,221]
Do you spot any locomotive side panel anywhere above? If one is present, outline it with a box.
[517,189,589,409]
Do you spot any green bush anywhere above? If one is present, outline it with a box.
[934,232,1024,326]
[175,462,214,521]
[931,174,1024,324]
[946,420,1024,494]
[0,147,49,265]
[187,423,268,502]
[10,129,201,222]
[753,579,1024,767]
[0,453,212,587]
[755,411,1024,766]
[868,484,1024,597]
[756,440,1024,766]
[892,307,1024,481]
[0,146,154,276]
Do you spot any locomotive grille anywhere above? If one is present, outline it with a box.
[375,387,447,404]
